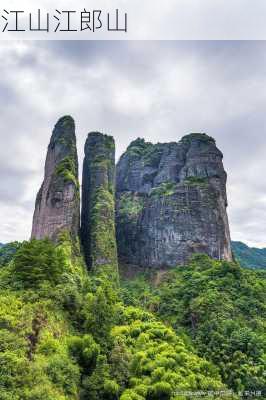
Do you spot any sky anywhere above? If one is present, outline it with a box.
[0,40,266,247]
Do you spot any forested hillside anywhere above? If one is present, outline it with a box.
[0,238,242,400]
[121,255,266,397]
[232,241,266,270]
[0,242,21,267]
[0,239,265,399]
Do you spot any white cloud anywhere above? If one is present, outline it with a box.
[0,40,265,248]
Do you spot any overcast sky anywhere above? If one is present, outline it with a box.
[0,40,265,247]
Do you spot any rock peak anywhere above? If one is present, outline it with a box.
[31,117,80,242]
[128,137,149,147]
[116,133,232,267]
[81,132,118,273]
[50,115,75,143]
[85,131,114,154]
[55,114,74,125]
[181,132,216,144]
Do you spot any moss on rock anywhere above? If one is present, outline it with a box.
[181,132,216,144]
[184,176,208,185]
[81,132,118,280]
[150,182,176,198]
[118,193,144,217]
[55,156,79,187]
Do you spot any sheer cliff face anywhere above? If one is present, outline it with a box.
[31,116,80,242]
[116,133,232,268]
[81,132,118,271]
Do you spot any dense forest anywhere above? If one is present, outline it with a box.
[0,237,265,399]
[2,241,266,271]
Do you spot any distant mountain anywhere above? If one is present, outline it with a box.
[0,242,21,266]
[232,241,266,269]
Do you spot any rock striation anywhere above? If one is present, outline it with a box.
[116,133,233,268]
[31,116,80,242]
[81,132,118,272]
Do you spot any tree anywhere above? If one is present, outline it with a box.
[12,239,67,288]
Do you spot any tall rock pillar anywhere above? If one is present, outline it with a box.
[31,116,80,242]
[116,133,233,268]
[81,132,118,273]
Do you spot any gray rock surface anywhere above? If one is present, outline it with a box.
[31,116,80,242]
[116,133,232,267]
[81,132,118,271]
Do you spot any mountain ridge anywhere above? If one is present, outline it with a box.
[232,240,266,269]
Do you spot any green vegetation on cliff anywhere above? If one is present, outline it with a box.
[181,133,216,145]
[150,182,176,198]
[81,132,117,274]
[31,115,80,242]
[184,176,208,185]
[118,193,144,217]
[55,156,79,187]
[90,187,118,275]
[127,138,153,158]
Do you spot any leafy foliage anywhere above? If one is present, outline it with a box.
[0,232,264,399]
[12,239,68,288]
[0,237,88,399]
[112,307,225,400]
[121,255,266,395]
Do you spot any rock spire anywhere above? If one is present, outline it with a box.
[81,132,118,272]
[31,116,80,242]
